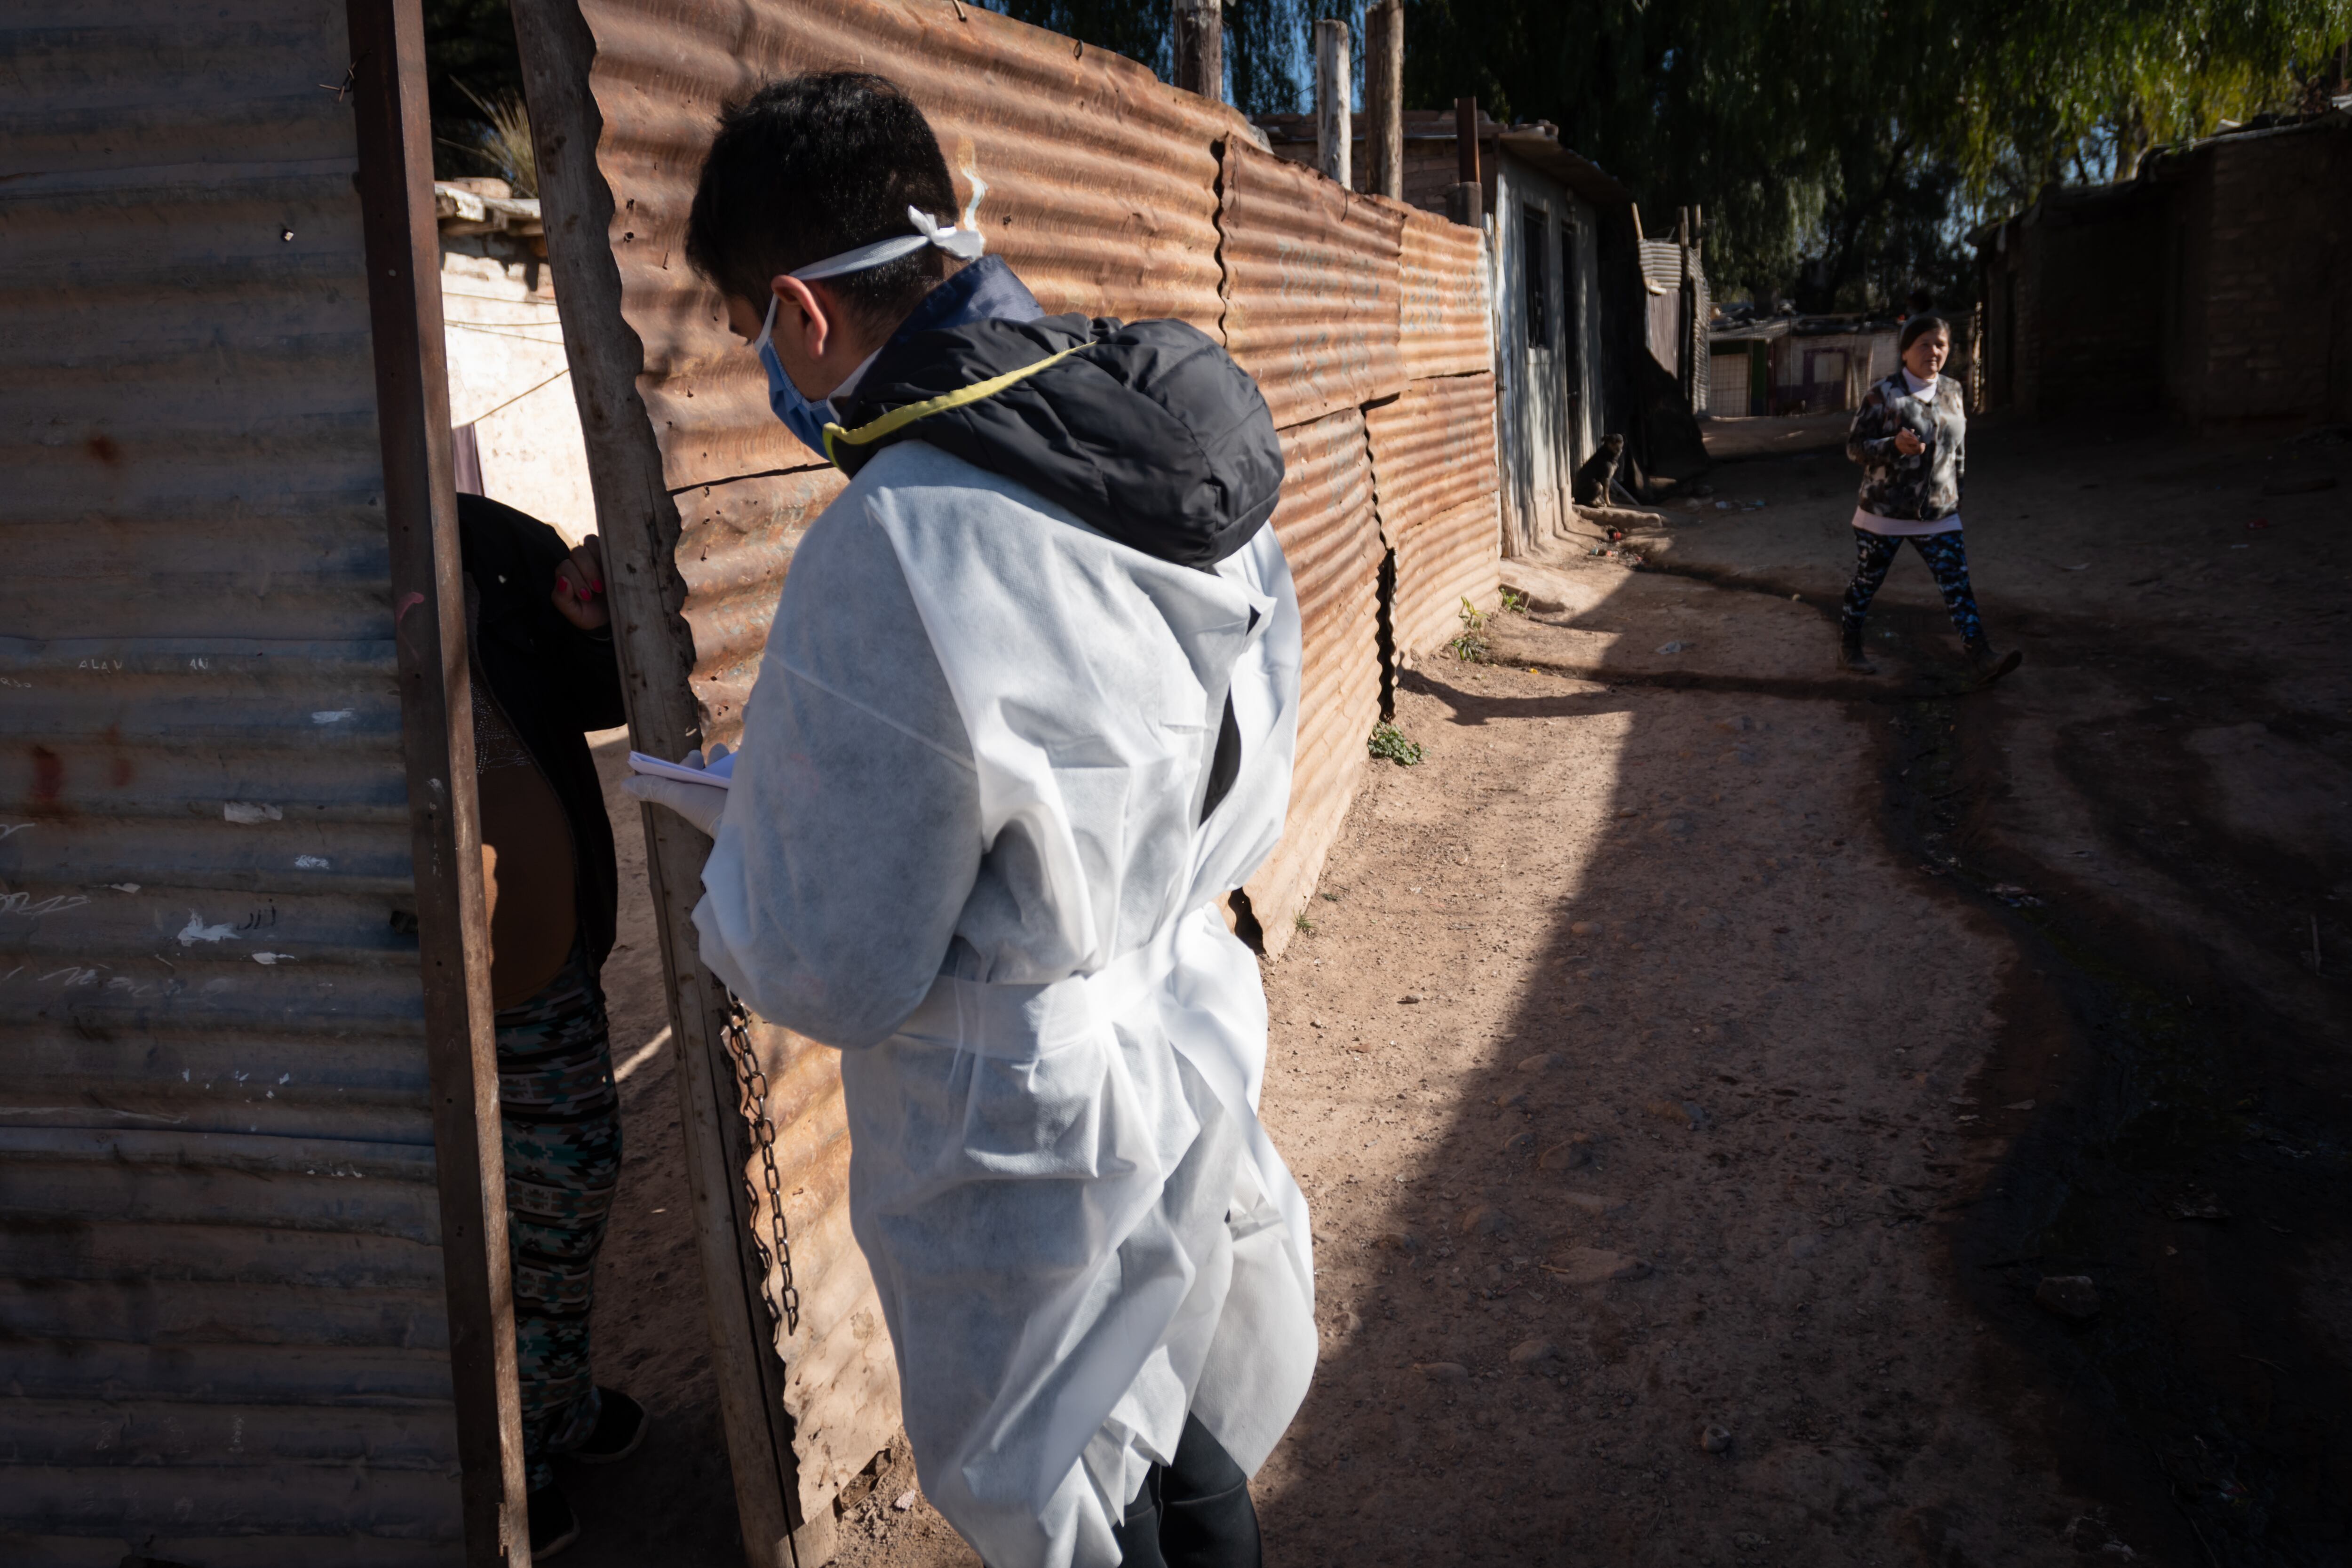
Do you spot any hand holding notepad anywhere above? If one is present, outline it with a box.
[622,744,734,835]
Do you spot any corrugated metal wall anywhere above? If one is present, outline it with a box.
[1238,407,1383,945]
[521,0,1500,1538]
[1398,208,1491,382]
[1367,374,1501,664]
[1376,213,1498,664]
[1216,141,1406,430]
[0,2,472,1561]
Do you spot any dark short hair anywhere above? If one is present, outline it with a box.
[1899,313,1952,354]
[685,72,958,328]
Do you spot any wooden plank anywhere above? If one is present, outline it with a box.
[508,2,807,1562]
[342,0,524,1559]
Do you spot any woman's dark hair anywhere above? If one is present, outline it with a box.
[1899,313,1952,355]
[685,72,959,328]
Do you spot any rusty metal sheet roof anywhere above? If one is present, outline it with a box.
[1366,372,1499,546]
[1398,209,1491,382]
[576,0,1255,495]
[0,1,465,1556]
[1217,141,1406,431]
[1243,408,1381,953]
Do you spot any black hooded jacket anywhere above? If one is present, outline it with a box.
[828,313,1284,570]
[829,310,1284,820]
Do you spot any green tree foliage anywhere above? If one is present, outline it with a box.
[420,0,2348,308]
[1399,0,2348,310]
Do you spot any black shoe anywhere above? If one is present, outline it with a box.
[569,1388,648,1465]
[529,1486,581,1559]
[1837,629,1878,675]
[1965,637,2022,684]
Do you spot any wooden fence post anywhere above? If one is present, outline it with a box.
[1446,96,1482,228]
[344,0,526,1559]
[1172,0,1223,102]
[1363,0,1403,199]
[1315,20,1351,188]
[507,1,810,1562]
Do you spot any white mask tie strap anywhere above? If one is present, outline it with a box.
[787,205,985,284]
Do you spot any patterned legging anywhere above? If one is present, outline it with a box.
[496,945,623,1492]
[1840,527,1983,644]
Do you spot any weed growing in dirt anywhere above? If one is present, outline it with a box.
[1449,597,1493,662]
[1294,911,1317,935]
[1497,586,1529,615]
[1367,722,1425,767]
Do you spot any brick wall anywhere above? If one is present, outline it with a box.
[2184,122,2352,426]
[2033,193,2168,413]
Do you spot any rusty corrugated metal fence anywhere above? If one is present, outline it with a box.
[1,1,519,1561]
[513,0,1498,1558]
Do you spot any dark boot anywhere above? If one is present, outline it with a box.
[529,1486,581,1559]
[1837,626,1878,675]
[569,1388,648,1465]
[1965,636,2022,684]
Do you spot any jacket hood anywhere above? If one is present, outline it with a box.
[826,313,1284,569]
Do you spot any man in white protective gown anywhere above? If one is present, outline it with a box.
[623,73,1318,1568]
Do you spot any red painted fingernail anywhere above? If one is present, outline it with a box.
[591,578,604,592]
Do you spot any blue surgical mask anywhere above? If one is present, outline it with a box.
[753,293,838,457]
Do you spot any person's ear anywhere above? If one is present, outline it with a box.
[769,275,834,360]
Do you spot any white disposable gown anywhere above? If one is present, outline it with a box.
[693,440,1316,1568]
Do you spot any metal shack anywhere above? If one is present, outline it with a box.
[1258,112,1620,549]
[1976,109,2352,427]
[1256,110,1709,545]
[1709,316,1900,416]
[1637,230,1709,414]
[4,0,529,1562]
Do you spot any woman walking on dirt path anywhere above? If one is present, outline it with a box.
[1837,314,2021,682]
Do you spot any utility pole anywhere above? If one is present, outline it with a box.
[1446,96,1482,228]
[1171,0,1223,103]
[1363,0,1403,199]
[1315,20,1351,187]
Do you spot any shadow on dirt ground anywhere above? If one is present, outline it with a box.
[587,419,2351,1566]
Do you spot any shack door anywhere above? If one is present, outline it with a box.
[0,1,522,1560]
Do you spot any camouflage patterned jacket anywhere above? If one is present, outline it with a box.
[1846,370,1965,522]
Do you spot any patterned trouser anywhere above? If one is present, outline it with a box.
[1840,527,1983,644]
[495,945,622,1492]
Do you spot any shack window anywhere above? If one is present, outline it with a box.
[1522,206,1549,347]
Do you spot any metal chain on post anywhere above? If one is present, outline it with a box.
[720,993,800,1337]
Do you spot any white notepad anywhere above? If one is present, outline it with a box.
[626,750,737,790]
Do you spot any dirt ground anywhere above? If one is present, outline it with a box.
[561,415,2351,1566]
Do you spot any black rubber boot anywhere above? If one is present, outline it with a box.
[1111,1415,1262,1568]
[1837,626,1878,675]
[529,1486,581,1560]
[1965,636,2022,685]
[569,1388,648,1465]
